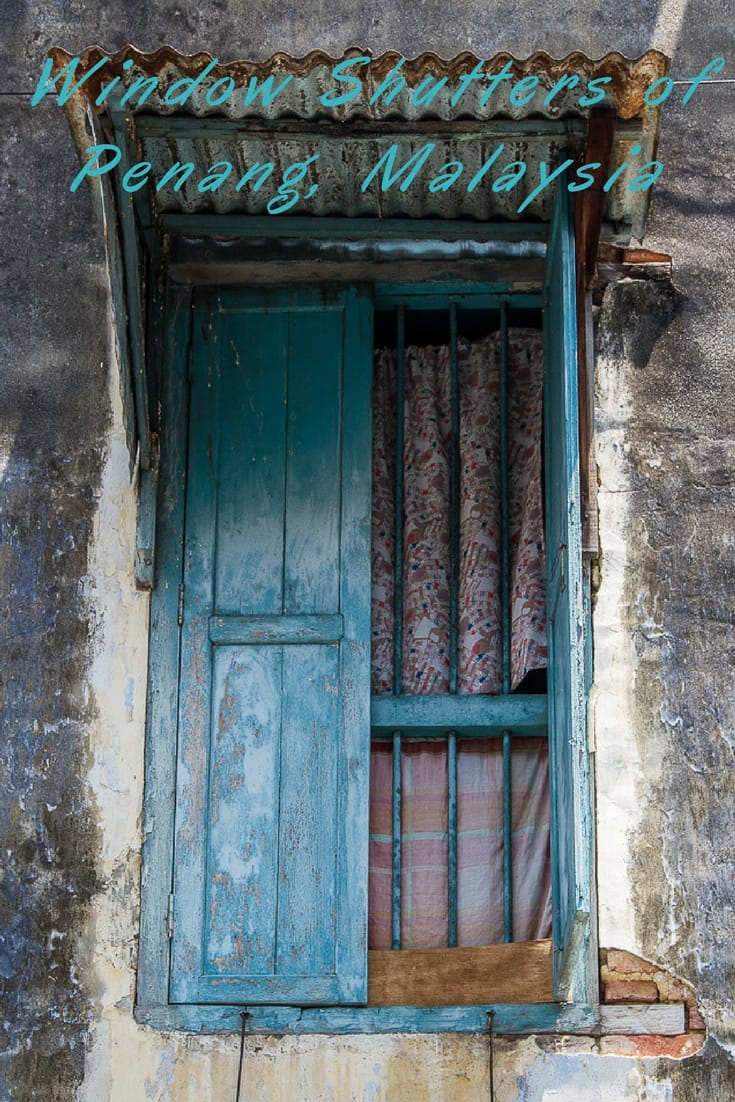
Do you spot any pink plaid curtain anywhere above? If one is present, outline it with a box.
[369,330,552,949]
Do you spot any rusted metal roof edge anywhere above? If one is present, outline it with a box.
[46,45,670,121]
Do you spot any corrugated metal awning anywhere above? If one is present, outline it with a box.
[50,47,668,238]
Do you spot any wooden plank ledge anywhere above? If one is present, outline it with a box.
[599,1003,686,1036]
[368,939,553,1006]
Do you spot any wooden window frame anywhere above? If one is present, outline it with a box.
[135,193,596,1035]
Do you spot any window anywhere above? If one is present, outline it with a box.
[368,302,550,943]
[136,183,594,1033]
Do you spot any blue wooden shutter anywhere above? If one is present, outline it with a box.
[544,185,593,1002]
[170,287,372,1006]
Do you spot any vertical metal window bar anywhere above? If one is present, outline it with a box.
[448,302,460,696]
[393,306,406,697]
[392,730,402,950]
[447,303,461,948]
[392,306,406,952]
[502,730,513,941]
[499,300,511,696]
[499,301,514,943]
[447,730,458,947]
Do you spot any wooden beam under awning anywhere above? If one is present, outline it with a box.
[574,109,618,558]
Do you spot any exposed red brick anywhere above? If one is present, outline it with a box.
[657,976,694,1003]
[606,950,659,975]
[621,247,673,265]
[604,979,659,1003]
[688,1007,706,1032]
[626,1033,705,1059]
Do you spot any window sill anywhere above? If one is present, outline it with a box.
[133,999,687,1037]
[134,1000,597,1035]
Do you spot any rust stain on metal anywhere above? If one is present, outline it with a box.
[47,45,668,120]
[46,45,668,238]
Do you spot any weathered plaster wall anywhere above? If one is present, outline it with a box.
[1,1,734,1099]
[0,93,108,1100]
[594,67,735,1086]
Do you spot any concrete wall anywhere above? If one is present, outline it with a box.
[1,1,734,1098]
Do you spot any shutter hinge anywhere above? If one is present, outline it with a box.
[177,584,185,627]
[167,892,174,939]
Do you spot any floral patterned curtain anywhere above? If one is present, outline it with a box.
[369,329,552,949]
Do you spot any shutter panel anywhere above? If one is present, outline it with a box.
[543,185,593,1002]
[171,287,372,1006]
